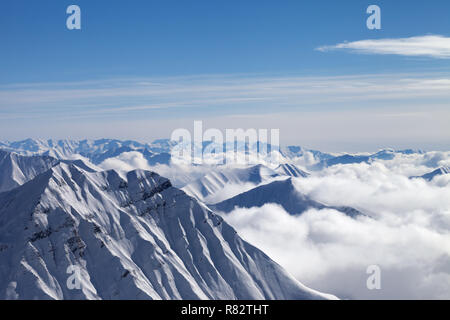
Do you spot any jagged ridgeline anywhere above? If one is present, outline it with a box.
[0,153,335,300]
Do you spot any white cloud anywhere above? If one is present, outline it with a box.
[223,155,450,299]
[2,73,450,114]
[317,35,450,59]
[99,151,152,173]
[98,152,216,187]
[148,163,215,188]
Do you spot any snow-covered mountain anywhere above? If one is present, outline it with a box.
[0,139,427,174]
[0,150,60,193]
[181,164,280,203]
[412,166,450,181]
[0,139,172,166]
[274,163,310,178]
[0,150,98,193]
[280,146,334,162]
[0,161,335,300]
[210,177,362,217]
[182,163,312,204]
[312,149,424,170]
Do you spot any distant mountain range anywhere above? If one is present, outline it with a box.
[312,149,425,170]
[0,139,173,166]
[0,139,426,170]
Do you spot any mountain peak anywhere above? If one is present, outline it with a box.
[211,177,362,217]
[412,166,450,181]
[275,163,310,178]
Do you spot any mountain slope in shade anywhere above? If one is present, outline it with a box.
[0,163,335,300]
[412,166,450,181]
[0,150,60,193]
[210,178,362,217]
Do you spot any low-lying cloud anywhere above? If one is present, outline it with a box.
[223,156,450,299]
[99,151,152,173]
[99,151,218,187]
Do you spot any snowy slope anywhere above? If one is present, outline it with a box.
[0,150,98,193]
[0,163,335,300]
[274,164,310,178]
[3,139,79,158]
[0,150,60,193]
[182,164,280,203]
[210,177,362,217]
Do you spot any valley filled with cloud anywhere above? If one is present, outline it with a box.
[224,153,450,299]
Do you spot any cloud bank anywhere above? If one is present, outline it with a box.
[223,155,450,299]
[317,35,450,59]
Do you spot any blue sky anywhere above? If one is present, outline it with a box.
[0,0,450,151]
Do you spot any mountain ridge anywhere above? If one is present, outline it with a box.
[411,166,450,181]
[210,177,362,217]
[0,162,335,300]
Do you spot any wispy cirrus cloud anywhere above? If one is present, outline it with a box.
[0,73,449,151]
[2,73,450,115]
[317,35,450,59]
